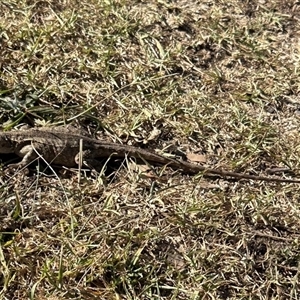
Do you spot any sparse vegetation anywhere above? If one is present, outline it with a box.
[1,0,300,299]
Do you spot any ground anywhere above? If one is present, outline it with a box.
[1,0,300,299]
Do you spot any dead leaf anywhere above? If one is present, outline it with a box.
[143,128,161,143]
[186,152,206,163]
[128,162,151,173]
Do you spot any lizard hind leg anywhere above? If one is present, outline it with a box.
[5,145,38,175]
[75,150,103,171]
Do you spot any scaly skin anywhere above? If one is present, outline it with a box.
[0,127,299,183]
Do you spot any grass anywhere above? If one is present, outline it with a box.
[1,0,300,299]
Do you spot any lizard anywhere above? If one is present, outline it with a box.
[0,127,299,183]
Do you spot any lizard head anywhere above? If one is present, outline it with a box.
[0,134,16,153]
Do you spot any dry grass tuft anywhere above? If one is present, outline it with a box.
[1,0,300,299]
